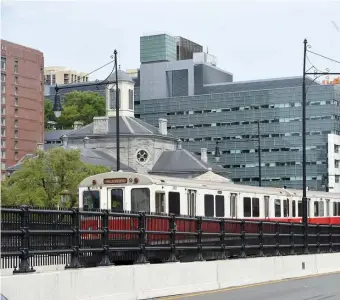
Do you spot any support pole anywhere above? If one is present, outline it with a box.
[114,50,120,171]
[302,39,308,227]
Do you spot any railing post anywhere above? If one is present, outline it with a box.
[167,214,178,263]
[194,217,205,261]
[240,220,246,258]
[134,212,149,264]
[316,224,320,253]
[275,222,280,256]
[219,218,227,260]
[289,222,295,255]
[258,221,264,257]
[99,209,113,266]
[328,224,333,253]
[303,222,309,254]
[14,205,35,274]
[66,208,82,269]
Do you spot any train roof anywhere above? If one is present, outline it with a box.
[79,171,340,199]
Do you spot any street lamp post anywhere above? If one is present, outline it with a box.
[52,50,121,171]
[257,121,262,187]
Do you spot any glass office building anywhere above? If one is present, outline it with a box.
[135,76,340,191]
[140,34,177,63]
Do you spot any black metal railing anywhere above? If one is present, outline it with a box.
[1,206,340,274]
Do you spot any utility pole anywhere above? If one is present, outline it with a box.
[114,50,120,171]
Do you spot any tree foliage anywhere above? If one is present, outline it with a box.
[44,91,106,129]
[1,148,109,208]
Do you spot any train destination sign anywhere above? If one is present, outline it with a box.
[103,178,128,184]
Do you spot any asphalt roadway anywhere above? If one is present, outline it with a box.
[159,272,340,300]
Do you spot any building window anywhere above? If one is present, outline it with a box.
[14,108,18,117]
[14,58,18,73]
[14,76,18,85]
[14,97,18,106]
[1,57,5,70]
[1,95,4,104]
[335,175,340,183]
[1,73,5,82]
[14,119,18,128]
[129,89,133,110]
[1,162,5,170]
[14,129,18,138]
[1,107,5,115]
[1,84,5,93]
[110,88,121,109]
[136,149,148,163]
[15,151,18,160]
[335,160,340,168]
[14,87,18,95]
[1,150,5,159]
[1,128,5,137]
[1,118,5,126]
[14,140,18,149]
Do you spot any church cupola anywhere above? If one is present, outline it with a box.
[105,69,135,118]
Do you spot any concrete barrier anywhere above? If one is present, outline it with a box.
[1,253,340,300]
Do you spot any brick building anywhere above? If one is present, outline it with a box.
[1,40,44,179]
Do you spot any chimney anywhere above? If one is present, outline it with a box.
[158,118,168,135]
[93,116,109,134]
[201,148,208,163]
[83,136,90,148]
[62,135,68,147]
[37,143,44,151]
[177,138,182,150]
[73,121,83,130]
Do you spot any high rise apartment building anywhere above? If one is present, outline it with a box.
[44,66,88,85]
[1,40,44,179]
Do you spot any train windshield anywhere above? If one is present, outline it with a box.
[83,190,100,210]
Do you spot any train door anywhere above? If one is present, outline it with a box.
[108,188,124,211]
[187,189,196,217]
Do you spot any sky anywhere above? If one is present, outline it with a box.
[1,0,340,82]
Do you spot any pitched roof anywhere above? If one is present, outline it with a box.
[194,170,232,183]
[77,148,135,172]
[45,130,73,141]
[149,149,230,177]
[64,116,177,140]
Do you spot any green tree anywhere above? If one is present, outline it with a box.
[44,100,56,129]
[1,148,109,208]
[57,91,106,128]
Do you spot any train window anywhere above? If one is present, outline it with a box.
[204,194,214,217]
[275,199,281,217]
[230,193,237,217]
[264,196,269,218]
[283,199,289,217]
[83,190,100,210]
[298,201,302,217]
[187,190,196,217]
[292,200,296,217]
[252,198,260,217]
[111,189,123,211]
[319,201,324,216]
[131,188,150,212]
[243,197,251,217]
[334,201,340,216]
[169,192,180,215]
[215,195,225,217]
[314,201,319,217]
[325,199,330,216]
[155,192,165,213]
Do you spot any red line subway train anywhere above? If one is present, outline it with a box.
[79,171,340,223]
[78,171,340,264]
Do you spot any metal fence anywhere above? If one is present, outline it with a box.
[1,205,340,274]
